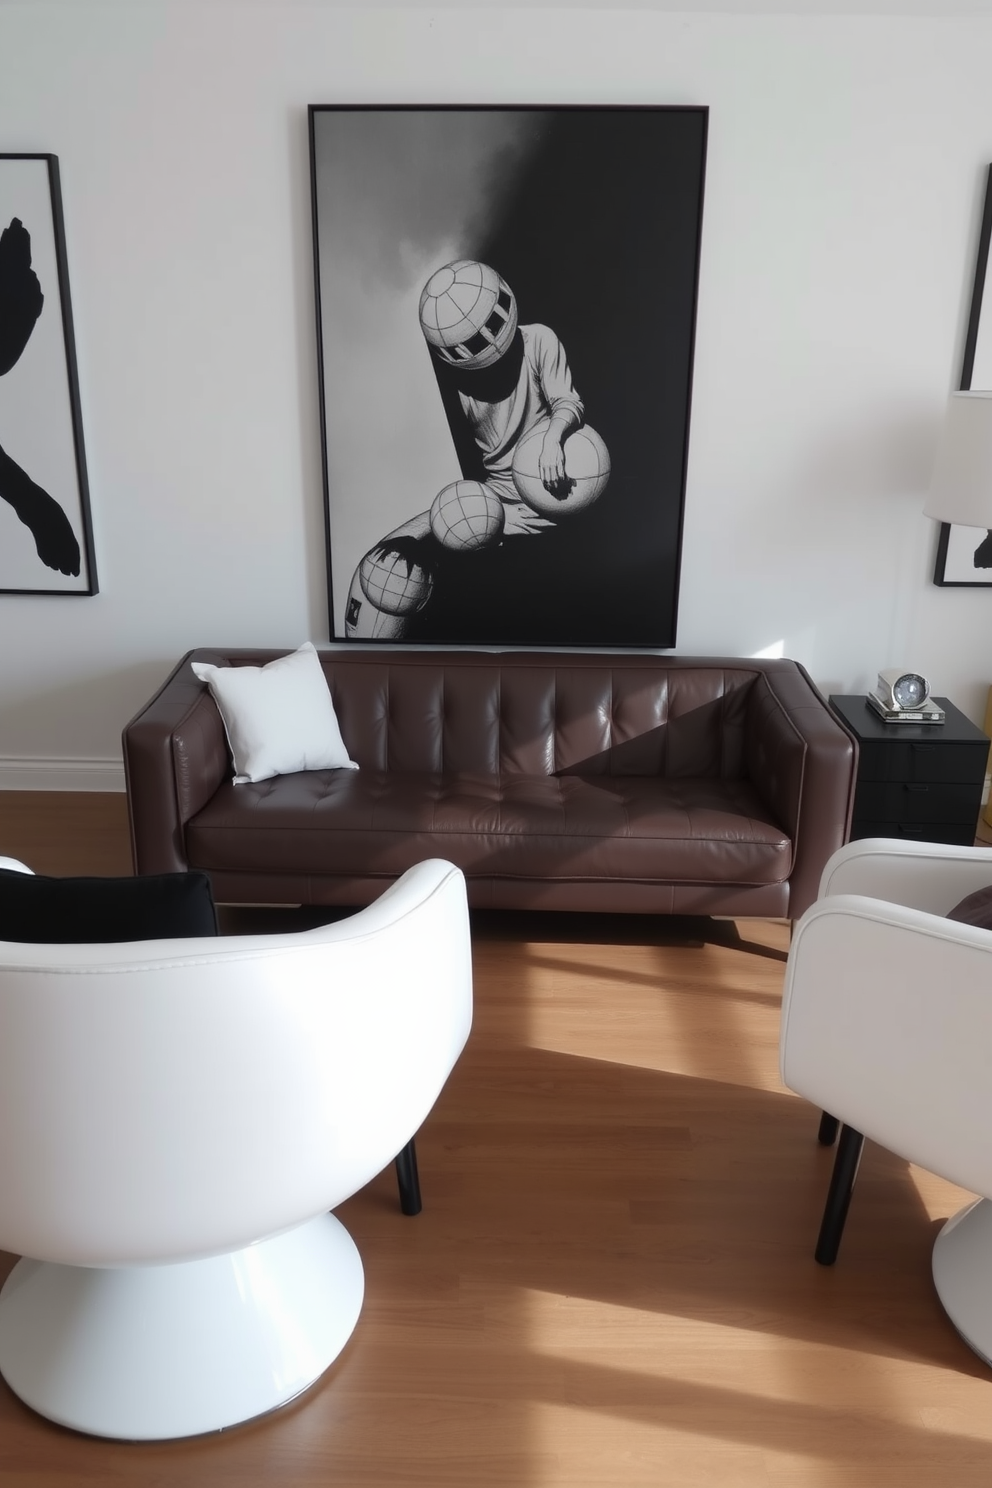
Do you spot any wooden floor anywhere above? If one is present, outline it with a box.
[0,794,990,1485]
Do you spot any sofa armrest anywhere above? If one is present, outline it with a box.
[746,665,857,918]
[122,652,231,875]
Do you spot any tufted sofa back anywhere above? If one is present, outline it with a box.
[320,653,761,779]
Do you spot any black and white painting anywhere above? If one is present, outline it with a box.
[0,154,96,595]
[309,106,707,645]
[934,160,992,587]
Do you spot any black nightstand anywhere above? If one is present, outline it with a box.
[830,695,990,846]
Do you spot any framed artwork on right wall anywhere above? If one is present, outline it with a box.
[934,161,992,587]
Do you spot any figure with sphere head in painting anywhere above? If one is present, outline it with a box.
[344,258,610,640]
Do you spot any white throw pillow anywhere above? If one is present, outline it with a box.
[190,643,358,784]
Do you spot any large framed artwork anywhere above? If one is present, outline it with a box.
[0,154,96,596]
[934,161,992,588]
[308,105,707,645]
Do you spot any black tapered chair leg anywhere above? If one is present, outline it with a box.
[817,1111,840,1146]
[814,1123,864,1266]
[395,1137,422,1216]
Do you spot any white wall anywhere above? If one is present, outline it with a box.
[1,1,991,781]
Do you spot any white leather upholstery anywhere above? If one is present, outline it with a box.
[0,857,472,1437]
[816,835,992,917]
[783,887,992,1196]
[780,837,992,1366]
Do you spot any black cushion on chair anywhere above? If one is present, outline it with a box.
[0,869,219,943]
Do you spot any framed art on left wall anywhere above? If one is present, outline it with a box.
[308,104,707,646]
[0,154,97,595]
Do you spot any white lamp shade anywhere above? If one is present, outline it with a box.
[925,390,992,528]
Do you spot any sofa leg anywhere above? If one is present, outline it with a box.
[395,1137,422,1216]
[817,1111,839,1146]
[814,1124,864,1266]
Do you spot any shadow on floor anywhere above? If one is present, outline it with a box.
[217,903,789,962]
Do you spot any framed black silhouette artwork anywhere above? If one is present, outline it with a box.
[308,105,707,646]
[934,161,992,588]
[0,154,97,595]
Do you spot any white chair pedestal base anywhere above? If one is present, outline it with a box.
[0,1212,363,1441]
[932,1196,992,1368]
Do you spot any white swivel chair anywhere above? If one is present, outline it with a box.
[781,836,992,1367]
[0,857,472,1440]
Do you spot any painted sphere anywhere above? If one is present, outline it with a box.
[430,480,505,552]
[419,260,518,371]
[510,421,611,517]
[359,545,433,617]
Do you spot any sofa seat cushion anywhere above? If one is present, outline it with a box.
[185,771,792,887]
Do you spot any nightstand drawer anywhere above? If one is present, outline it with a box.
[853,737,988,785]
[853,781,983,824]
[851,820,979,846]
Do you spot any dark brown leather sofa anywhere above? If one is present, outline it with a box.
[123,649,857,920]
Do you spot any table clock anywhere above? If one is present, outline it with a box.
[867,669,945,724]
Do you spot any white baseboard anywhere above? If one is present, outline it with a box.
[0,758,126,792]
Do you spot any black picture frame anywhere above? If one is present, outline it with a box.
[933,161,992,588]
[308,104,707,646]
[0,154,96,596]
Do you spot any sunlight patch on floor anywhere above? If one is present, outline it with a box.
[521,1289,992,1444]
[516,939,782,1090]
[908,1164,978,1224]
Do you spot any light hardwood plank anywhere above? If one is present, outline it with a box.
[0,791,132,876]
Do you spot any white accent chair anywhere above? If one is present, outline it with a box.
[781,836,992,1366]
[0,857,472,1440]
